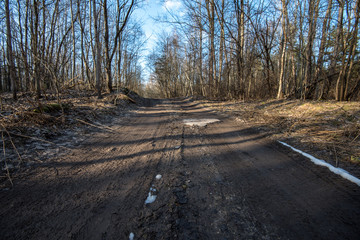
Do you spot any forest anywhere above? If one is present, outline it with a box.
[1,1,360,239]
[0,0,359,101]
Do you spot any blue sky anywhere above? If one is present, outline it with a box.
[133,0,183,80]
[136,0,182,44]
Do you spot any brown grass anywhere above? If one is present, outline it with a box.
[200,99,360,174]
[0,90,139,183]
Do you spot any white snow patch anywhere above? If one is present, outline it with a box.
[183,118,220,127]
[129,232,134,240]
[279,141,360,187]
[145,187,157,204]
[156,174,162,180]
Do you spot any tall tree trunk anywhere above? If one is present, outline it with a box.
[296,0,305,97]
[303,0,320,99]
[344,0,359,100]
[32,0,41,99]
[103,0,113,92]
[335,0,345,101]
[17,0,30,92]
[92,0,102,98]
[240,0,245,98]
[5,0,17,100]
[103,0,134,93]
[41,0,48,89]
[78,0,90,89]
[206,0,215,97]
[314,0,332,99]
[25,1,30,91]
[118,33,123,89]
[80,1,85,88]
[70,0,77,86]
[198,0,204,96]
[234,0,245,99]
[215,0,225,96]
[277,0,288,99]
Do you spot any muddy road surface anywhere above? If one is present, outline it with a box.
[1,98,360,240]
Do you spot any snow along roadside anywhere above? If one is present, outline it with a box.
[278,141,360,187]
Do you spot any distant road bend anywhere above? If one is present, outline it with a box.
[1,98,359,239]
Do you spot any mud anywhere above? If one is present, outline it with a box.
[1,98,359,239]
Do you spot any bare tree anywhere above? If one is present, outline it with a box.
[215,0,226,95]
[332,0,345,101]
[31,0,41,98]
[70,0,77,85]
[92,0,102,98]
[303,0,320,99]
[5,0,17,99]
[206,0,215,96]
[277,0,288,99]
[313,0,333,99]
[341,0,360,100]
[103,0,135,93]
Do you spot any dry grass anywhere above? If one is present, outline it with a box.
[0,90,138,130]
[0,90,141,185]
[200,99,360,173]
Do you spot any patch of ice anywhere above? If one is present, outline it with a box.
[183,118,220,127]
[129,232,134,240]
[278,141,360,187]
[145,187,157,204]
[145,192,157,204]
[156,174,162,180]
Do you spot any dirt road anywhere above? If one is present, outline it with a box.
[1,98,360,239]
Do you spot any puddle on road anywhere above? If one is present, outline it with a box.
[183,118,220,127]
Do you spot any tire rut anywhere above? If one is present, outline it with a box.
[1,98,360,240]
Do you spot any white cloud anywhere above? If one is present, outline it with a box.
[163,0,182,10]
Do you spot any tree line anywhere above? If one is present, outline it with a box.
[0,0,145,100]
[148,0,360,101]
[1,0,359,101]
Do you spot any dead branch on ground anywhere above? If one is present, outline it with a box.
[76,118,117,133]
[1,132,13,186]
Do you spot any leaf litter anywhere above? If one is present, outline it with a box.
[0,89,144,188]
